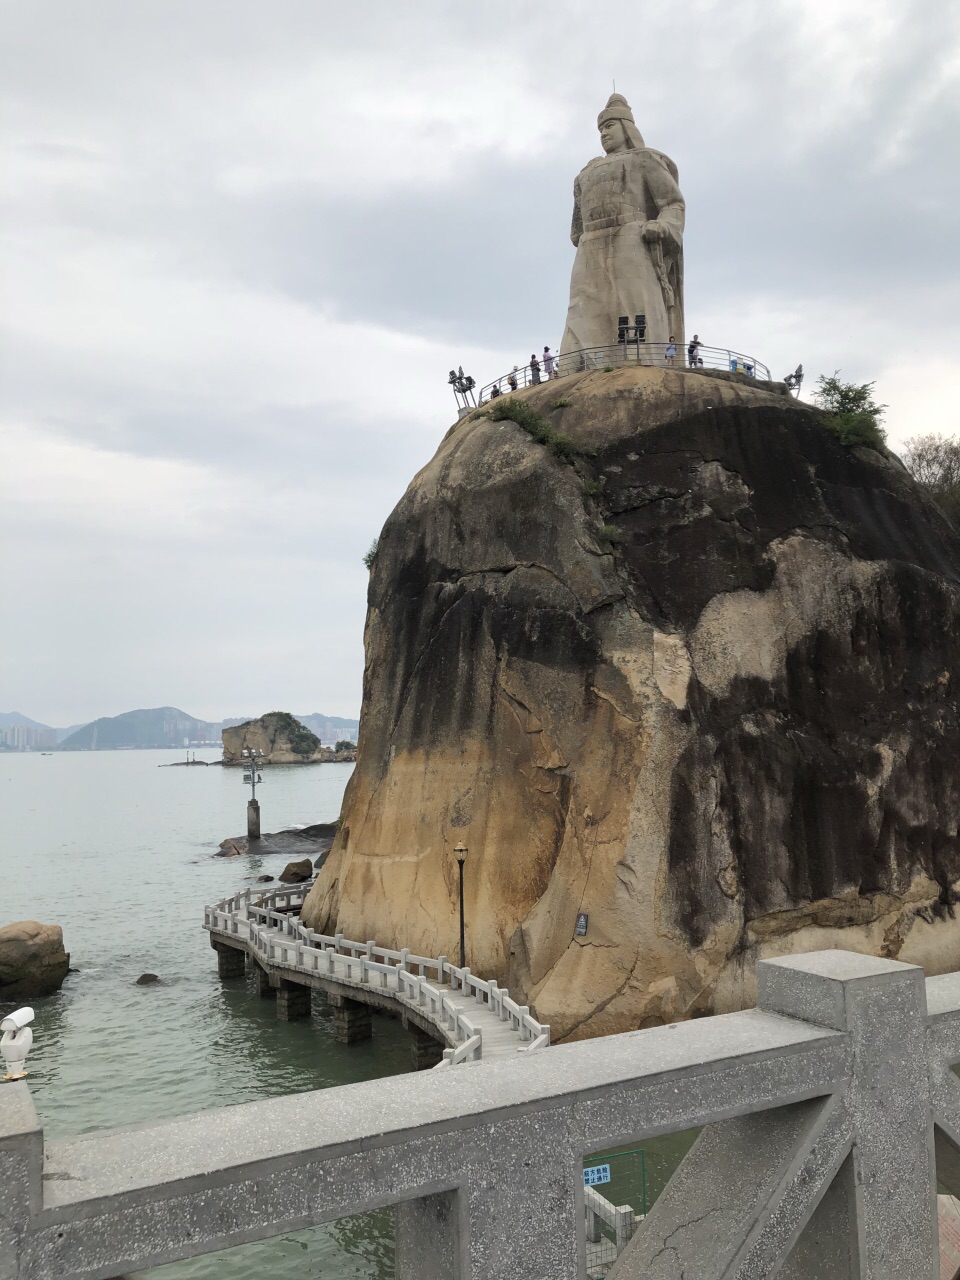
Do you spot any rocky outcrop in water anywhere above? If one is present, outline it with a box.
[0,921,70,999]
[301,366,960,1041]
[222,711,323,764]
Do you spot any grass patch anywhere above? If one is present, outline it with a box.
[488,397,591,462]
[552,398,572,409]
[600,523,625,545]
[585,479,604,498]
[602,365,615,373]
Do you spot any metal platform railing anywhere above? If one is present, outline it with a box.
[479,342,770,402]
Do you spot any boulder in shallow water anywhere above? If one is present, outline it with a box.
[135,973,160,986]
[279,858,313,884]
[256,874,274,883]
[0,921,69,999]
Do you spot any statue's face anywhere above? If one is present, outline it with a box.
[599,119,627,153]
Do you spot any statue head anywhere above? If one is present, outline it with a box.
[597,93,645,153]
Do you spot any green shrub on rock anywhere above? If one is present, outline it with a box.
[813,372,887,452]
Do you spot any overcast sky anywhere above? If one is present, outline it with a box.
[2,0,958,726]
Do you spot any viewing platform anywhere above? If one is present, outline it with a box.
[478,340,772,403]
[203,882,550,1068]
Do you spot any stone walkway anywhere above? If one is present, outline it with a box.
[204,882,550,1066]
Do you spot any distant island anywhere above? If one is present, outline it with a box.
[0,708,359,752]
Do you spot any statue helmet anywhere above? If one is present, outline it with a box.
[597,94,645,148]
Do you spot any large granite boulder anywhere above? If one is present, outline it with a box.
[0,921,70,1000]
[222,712,323,764]
[301,365,960,1041]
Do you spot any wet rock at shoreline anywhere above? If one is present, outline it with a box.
[135,973,160,986]
[215,823,336,871]
[0,921,70,1000]
[279,858,313,884]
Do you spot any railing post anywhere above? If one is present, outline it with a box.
[0,1083,43,1279]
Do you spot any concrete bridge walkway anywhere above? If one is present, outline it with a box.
[204,882,550,1068]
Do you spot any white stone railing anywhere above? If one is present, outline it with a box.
[203,883,549,1063]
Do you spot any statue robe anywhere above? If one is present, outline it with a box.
[560,147,685,358]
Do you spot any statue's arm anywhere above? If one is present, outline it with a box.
[643,157,685,248]
[570,176,583,247]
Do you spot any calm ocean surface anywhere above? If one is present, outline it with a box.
[1,748,693,1278]
[0,748,403,1279]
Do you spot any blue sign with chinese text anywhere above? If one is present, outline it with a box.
[583,1164,611,1187]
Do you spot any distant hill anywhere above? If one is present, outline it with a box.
[294,713,359,742]
[1,712,91,742]
[4,706,359,751]
[221,712,359,743]
[0,712,54,731]
[58,707,220,751]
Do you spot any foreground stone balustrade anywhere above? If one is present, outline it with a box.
[5,951,960,1279]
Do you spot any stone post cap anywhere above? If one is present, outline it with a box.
[757,948,925,1031]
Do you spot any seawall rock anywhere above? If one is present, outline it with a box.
[301,366,960,1040]
[0,921,70,1000]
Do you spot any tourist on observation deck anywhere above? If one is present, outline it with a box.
[543,346,556,378]
[530,354,541,384]
[687,334,702,367]
[665,336,677,365]
[508,367,519,391]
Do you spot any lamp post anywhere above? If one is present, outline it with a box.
[454,842,468,967]
[242,747,264,840]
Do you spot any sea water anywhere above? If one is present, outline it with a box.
[0,748,403,1278]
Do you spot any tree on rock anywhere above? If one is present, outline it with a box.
[812,372,887,450]
[902,434,960,527]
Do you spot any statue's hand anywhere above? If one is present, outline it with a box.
[641,221,667,243]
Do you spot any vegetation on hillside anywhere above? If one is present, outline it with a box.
[902,434,960,527]
[363,538,379,570]
[486,396,593,463]
[812,372,887,451]
[334,739,357,752]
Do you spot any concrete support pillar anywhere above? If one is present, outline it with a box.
[254,962,275,998]
[395,1191,459,1280]
[395,1113,582,1280]
[276,979,311,1022]
[247,798,260,840]
[330,995,372,1044]
[407,1023,444,1071]
[211,941,245,980]
[0,1083,42,1280]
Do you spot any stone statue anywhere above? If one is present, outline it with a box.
[560,93,685,359]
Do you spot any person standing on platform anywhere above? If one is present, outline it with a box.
[543,346,556,378]
[687,333,702,367]
[530,354,541,384]
[665,336,677,365]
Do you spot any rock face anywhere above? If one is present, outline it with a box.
[301,366,960,1041]
[0,921,70,1000]
[222,712,323,764]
